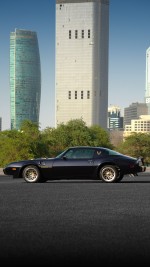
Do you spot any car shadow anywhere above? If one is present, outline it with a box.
[45,178,150,184]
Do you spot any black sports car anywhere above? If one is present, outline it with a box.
[3,146,146,183]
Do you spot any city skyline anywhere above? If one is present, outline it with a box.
[0,0,150,130]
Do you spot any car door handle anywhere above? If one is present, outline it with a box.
[88,160,93,164]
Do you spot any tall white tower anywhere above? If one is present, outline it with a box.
[55,0,109,129]
[145,47,150,114]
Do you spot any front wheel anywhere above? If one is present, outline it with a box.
[23,165,41,183]
[100,165,118,183]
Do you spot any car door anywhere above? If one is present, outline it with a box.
[51,148,96,178]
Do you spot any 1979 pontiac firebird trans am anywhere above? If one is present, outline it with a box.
[3,146,146,183]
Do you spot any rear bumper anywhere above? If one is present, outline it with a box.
[136,165,146,173]
[130,165,146,175]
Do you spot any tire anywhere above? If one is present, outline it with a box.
[22,165,41,183]
[100,165,118,183]
[117,173,124,182]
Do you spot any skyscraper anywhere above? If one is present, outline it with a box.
[10,29,41,130]
[108,105,123,130]
[145,47,150,114]
[55,0,109,129]
[124,102,148,128]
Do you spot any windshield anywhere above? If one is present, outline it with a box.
[55,150,67,159]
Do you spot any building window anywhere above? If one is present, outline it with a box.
[81,30,84,38]
[68,91,71,99]
[88,29,90,38]
[75,30,78,39]
[69,30,71,39]
[75,91,77,99]
[87,91,90,99]
[81,91,83,99]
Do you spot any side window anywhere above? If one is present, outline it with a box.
[94,149,109,158]
[64,149,95,159]
[73,149,95,159]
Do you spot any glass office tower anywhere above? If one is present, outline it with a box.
[55,0,109,129]
[10,29,41,129]
[145,47,150,114]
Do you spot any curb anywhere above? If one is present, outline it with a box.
[0,168,4,175]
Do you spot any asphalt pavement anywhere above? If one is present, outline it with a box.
[1,172,150,266]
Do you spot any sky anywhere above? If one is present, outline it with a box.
[0,0,150,130]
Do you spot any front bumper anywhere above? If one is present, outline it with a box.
[3,167,20,178]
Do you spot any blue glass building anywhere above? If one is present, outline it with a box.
[10,29,41,129]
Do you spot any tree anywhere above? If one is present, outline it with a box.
[117,132,150,164]
[89,125,113,148]
[41,119,113,156]
[0,129,34,166]
[0,120,48,167]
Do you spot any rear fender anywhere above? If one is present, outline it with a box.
[97,162,120,178]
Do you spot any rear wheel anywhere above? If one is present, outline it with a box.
[23,165,41,183]
[100,165,118,183]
